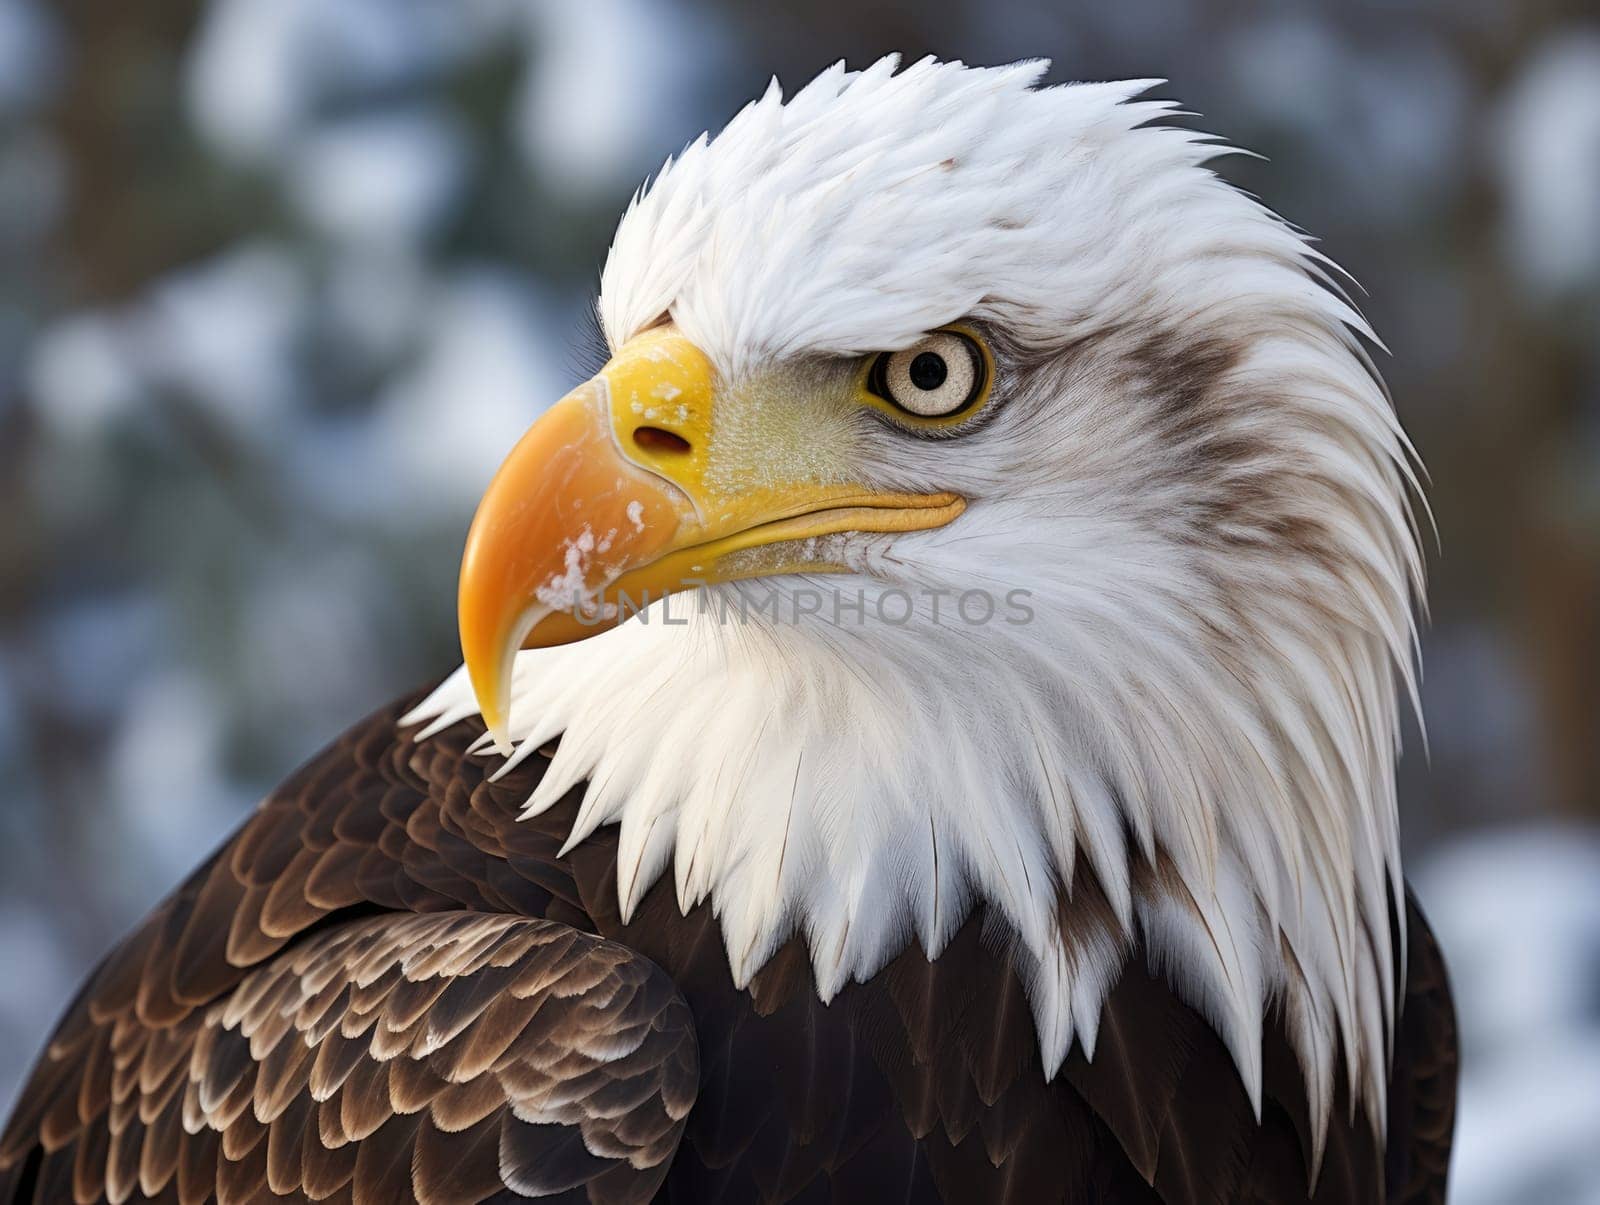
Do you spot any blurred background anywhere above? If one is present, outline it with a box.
[0,1,1596,1199]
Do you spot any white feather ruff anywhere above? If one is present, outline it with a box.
[405,56,1424,1155]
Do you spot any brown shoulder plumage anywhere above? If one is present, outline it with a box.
[0,692,698,1205]
[2,910,695,1205]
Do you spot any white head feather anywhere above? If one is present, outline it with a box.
[407,55,1425,1153]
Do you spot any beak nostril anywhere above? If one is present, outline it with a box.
[633,426,692,455]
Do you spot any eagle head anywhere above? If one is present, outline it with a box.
[412,56,1423,1143]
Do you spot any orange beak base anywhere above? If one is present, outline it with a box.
[456,381,687,747]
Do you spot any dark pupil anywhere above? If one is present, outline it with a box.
[908,352,948,391]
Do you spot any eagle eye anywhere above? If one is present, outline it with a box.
[867,329,989,421]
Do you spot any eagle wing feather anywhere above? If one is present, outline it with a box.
[0,909,696,1205]
[0,693,698,1205]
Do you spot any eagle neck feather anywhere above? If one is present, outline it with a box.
[406,555,1404,1159]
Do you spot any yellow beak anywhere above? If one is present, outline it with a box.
[457,325,964,748]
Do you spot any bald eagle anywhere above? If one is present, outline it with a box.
[0,57,1456,1204]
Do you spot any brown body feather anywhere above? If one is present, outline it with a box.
[0,690,1456,1203]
